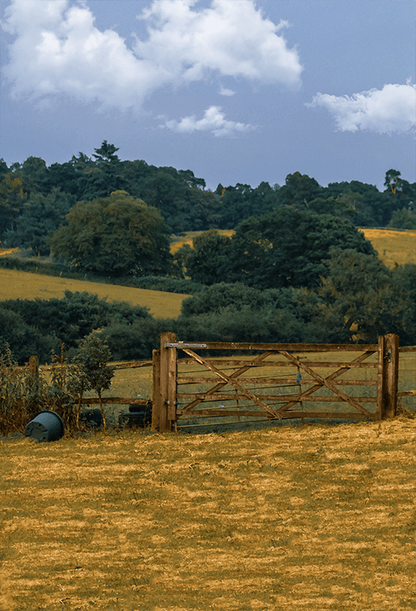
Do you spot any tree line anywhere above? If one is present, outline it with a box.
[0,140,415,363]
[1,141,415,258]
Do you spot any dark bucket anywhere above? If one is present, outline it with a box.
[25,410,65,443]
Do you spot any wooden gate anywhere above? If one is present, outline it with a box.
[152,333,399,432]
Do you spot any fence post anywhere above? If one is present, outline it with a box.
[152,349,161,431]
[379,334,400,419]
[29,355,39,376]
[158,332,177,432]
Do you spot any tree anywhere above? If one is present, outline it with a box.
[276,172,322,207]
[222,208,376,290]
[184,229,233,285]
[71,334,114,429]
[388,208,416,230]
[48,190,173,276]
[5,188,75,255]
[310,248,413,342]
[0,173,27,236]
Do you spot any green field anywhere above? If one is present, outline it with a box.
[2,416,416,610]
[0,268,187,319]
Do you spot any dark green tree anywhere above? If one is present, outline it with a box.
[5,189,75,255]
[184,229,233,285]
[276,172,322,207]
[222,208,376,290]
[48,190,173,276]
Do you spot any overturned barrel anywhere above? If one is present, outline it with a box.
[25,410,65,443]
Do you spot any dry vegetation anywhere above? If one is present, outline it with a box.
[2,416,416,611]
[358,228,416,268]
[0,269,186,318]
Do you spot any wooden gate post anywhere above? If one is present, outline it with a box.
[378,334,400,420]
[158,332,177,432]
[152,349,161,431]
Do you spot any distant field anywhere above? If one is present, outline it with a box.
[170,230,233,254]
[359,228,416,267]
[0,269,187,318]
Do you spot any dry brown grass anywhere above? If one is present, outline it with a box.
[358,228,416,268]
[2,417,416,610]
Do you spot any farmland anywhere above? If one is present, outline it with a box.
[2,416,416,610]
[0,268,187,319]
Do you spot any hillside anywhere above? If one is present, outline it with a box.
[172,228,416,267]
[0,268,187,318]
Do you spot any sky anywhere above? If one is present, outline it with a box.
[0,0,415,192]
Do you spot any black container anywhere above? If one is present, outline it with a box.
[119,403,152,428]
[80,408,103,428]
[25,410,65,443]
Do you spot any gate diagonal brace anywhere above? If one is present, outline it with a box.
[180,348,283,420]
[179,350,275,415]
[276,350,376,418]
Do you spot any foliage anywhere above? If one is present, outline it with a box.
[181,229,233,285]
[5,188,75,255]
[388,208,416,230]
[48,190,173,276]
[0,348,50,436]
[0,173,27,236]
[71,334,114,429]
[185,210,376,289]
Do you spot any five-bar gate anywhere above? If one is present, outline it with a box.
[152,332,400,432]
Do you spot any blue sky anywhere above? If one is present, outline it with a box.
[1,0,415,192]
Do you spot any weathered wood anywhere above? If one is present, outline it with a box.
[177,358,378,368]
[177,376,377,386]
[158,332,177,432]
[111,360,153,369]
[177,392,377,403]
[179,351,275,415]
[276,350,375,418]
[176,409,371,420]
[170,341,378,352]
[376,335,384,420]
[181,348,283,420]
[397,390,416,397]
[152,349,161,431]
[80,397,149,405]
[398,346,416,352]
[29,355,39,375]
[380,333,399,419]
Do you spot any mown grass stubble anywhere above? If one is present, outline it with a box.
[2,417,416,610]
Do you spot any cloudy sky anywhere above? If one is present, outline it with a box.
[1,0,415,191]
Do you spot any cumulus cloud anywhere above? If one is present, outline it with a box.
[307,82,416,135]
[162,105,255,136]
[2,0,303,113]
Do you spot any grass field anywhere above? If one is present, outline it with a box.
[2,416,416,610]
[0,269,187,319]
[359,228,416,268]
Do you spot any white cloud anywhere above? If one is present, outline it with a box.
[307,82,416,135]
[162,105,255,137]
[2,0,303,113]
[219,85,236,97]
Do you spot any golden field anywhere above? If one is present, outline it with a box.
[359,228,416,268]
[2,416,416,610]
[0,268,187,319]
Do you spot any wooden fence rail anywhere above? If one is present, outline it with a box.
[7,334,416,432]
